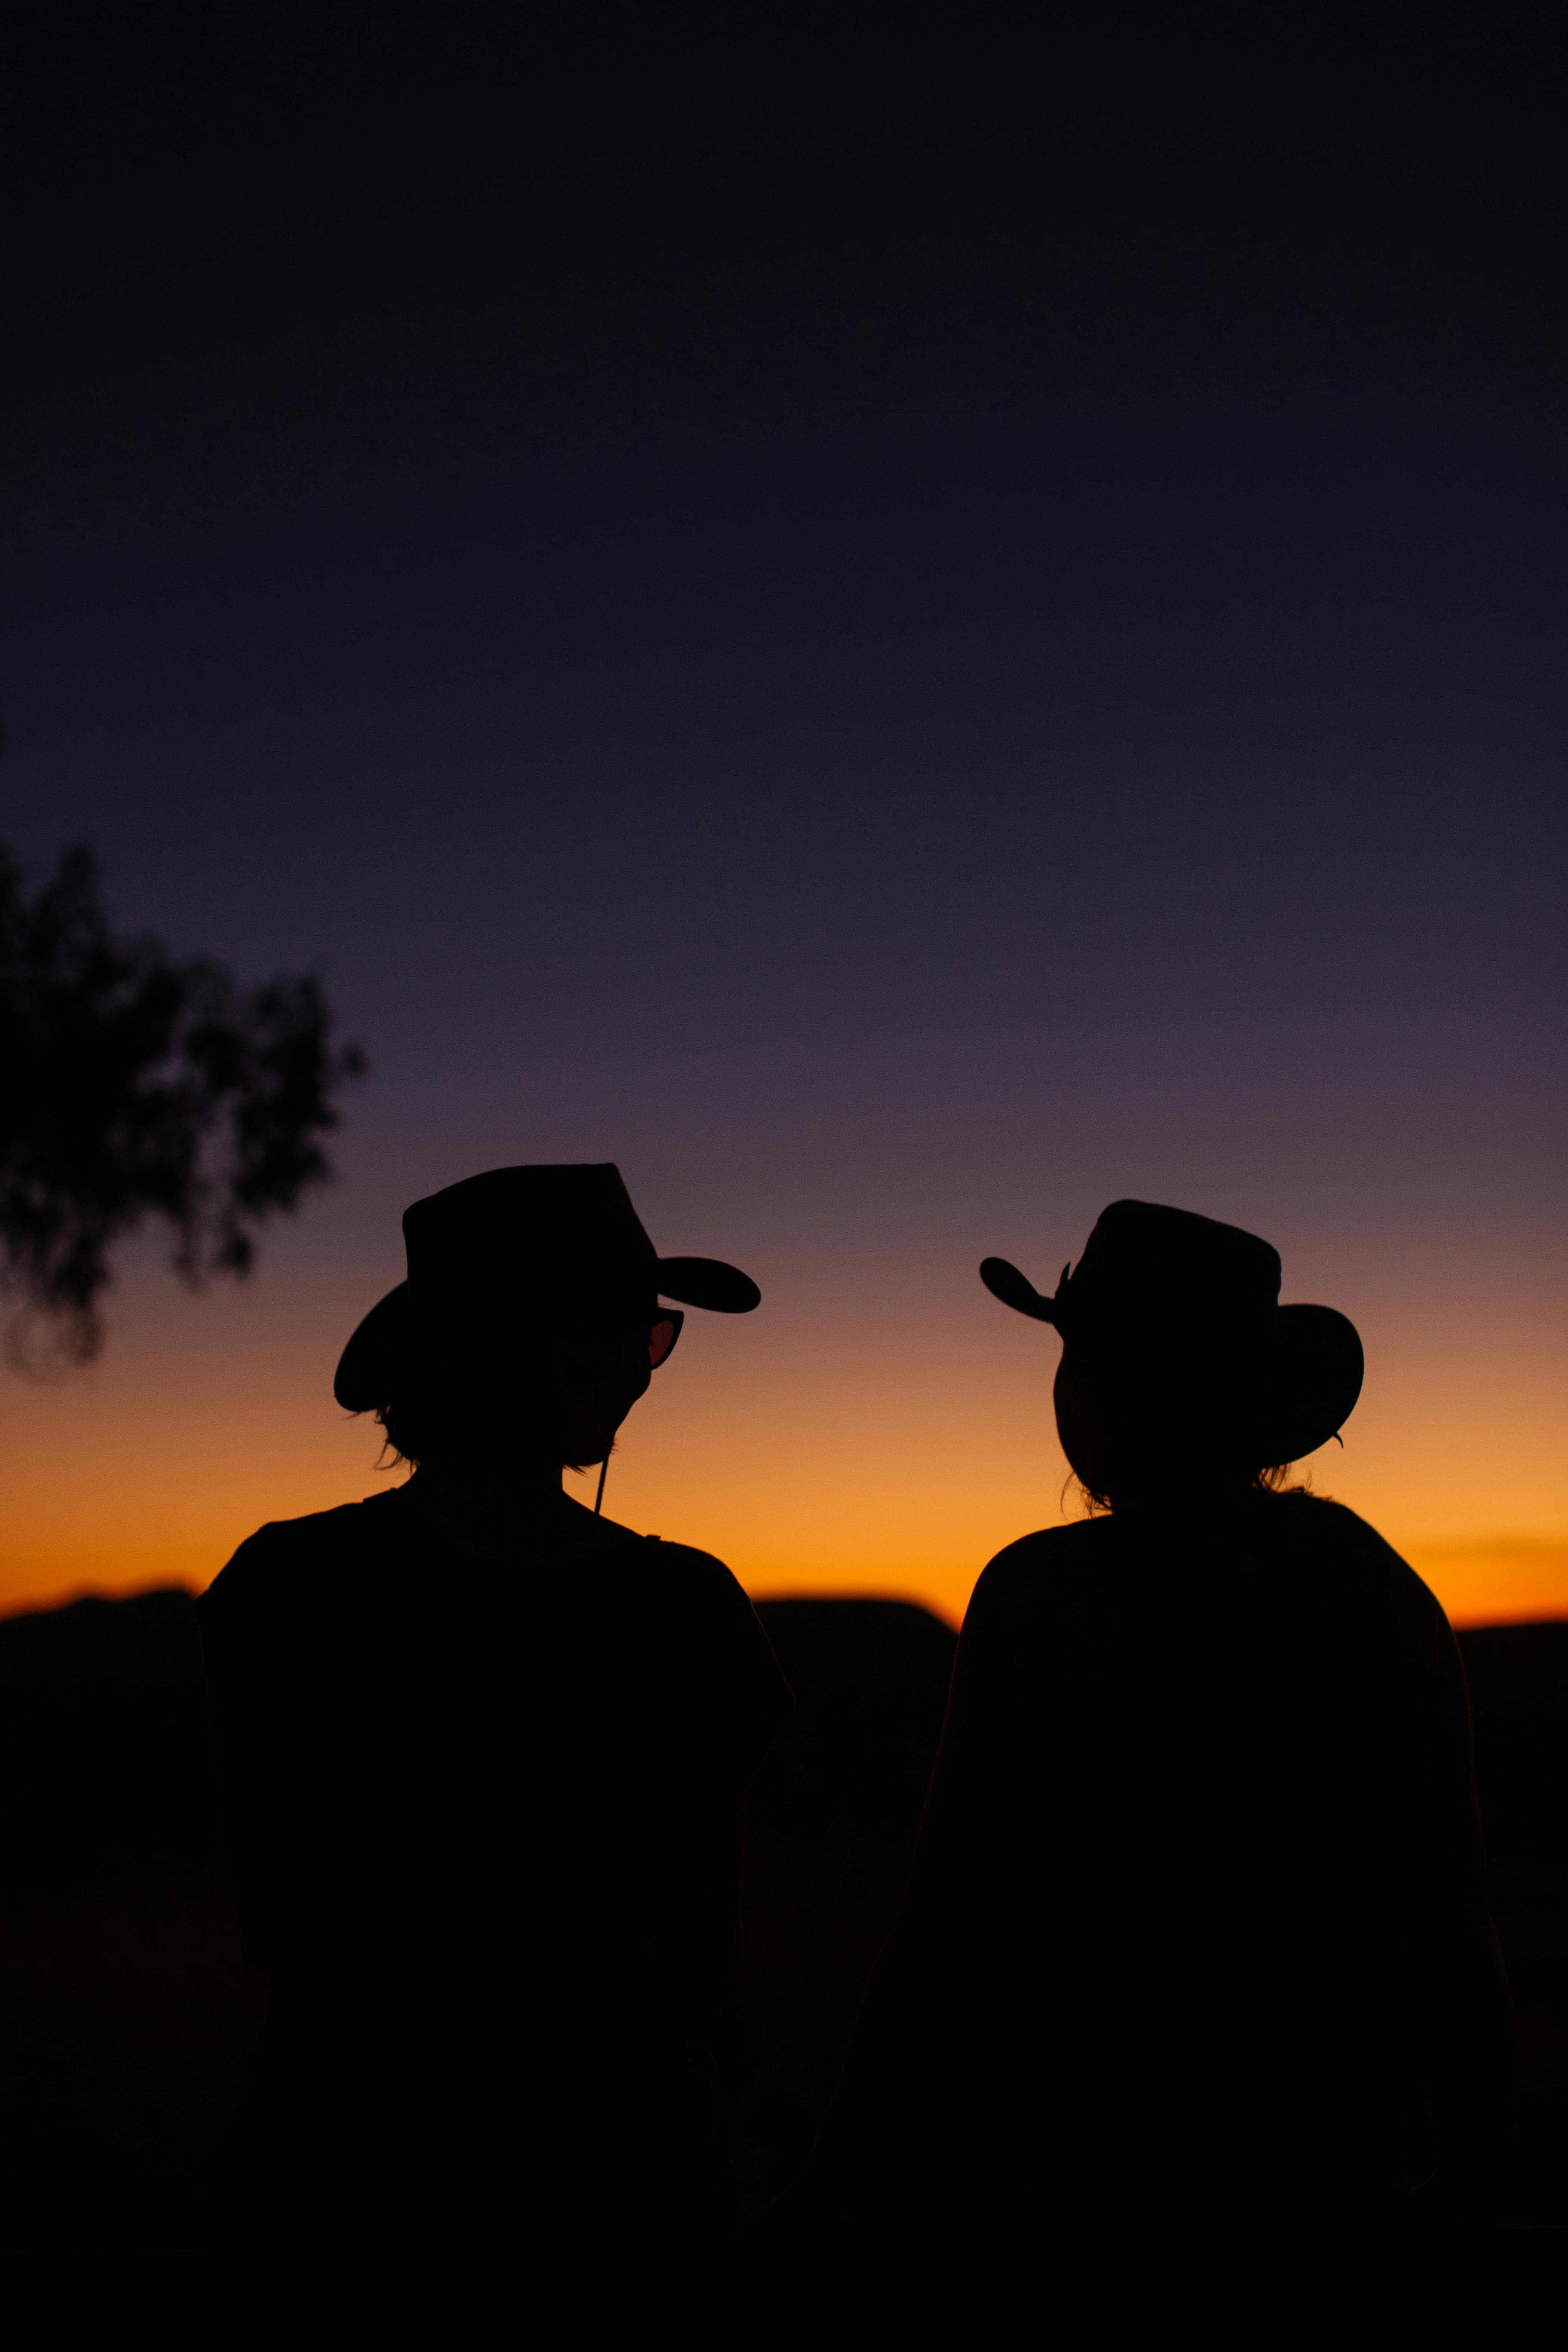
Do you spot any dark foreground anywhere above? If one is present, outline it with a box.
[0,1589,1563,2331]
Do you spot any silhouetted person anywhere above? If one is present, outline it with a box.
[196,1166,790,2343]
[784,1203,1513,2339]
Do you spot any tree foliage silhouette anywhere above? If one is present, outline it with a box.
[0,844,366,1370]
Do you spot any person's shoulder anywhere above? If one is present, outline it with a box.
[643,1534,750,1603]
[212,1488,407,1578]
[197,1490,407,1628]
[574,1501,734,1584]
[584,1509,791,1742]
[984,1518,1112,1573]
[1272,1492,1433,1582]
[589,1509,757,1623]
[962,1519,1113,1629]
[975,1517,1113,1588]
[1279,1493,1453,1632]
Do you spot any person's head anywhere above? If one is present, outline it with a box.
[373,1292,683,1471]
[333,1165,758,1475]
[1049,1336,1290,1510]
[981,1201,1364,1513]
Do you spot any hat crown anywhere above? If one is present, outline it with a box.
[402,1164,658,1301]
[1067,1200,1281,1335]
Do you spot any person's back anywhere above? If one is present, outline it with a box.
[787,1205,1512,2331]
[197,1166,790,2341]
[879,1497,1501,2275]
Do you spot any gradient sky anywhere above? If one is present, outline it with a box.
[2,9,1564,1624]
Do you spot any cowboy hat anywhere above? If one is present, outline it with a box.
[980,1200,1363,1464]
[334,1164,759,1409]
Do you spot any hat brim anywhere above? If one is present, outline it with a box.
[334,1284,412,1410]
[333,1254,760,1412]
[654,1256,761,1314]
[980,1257,1060,1323]
[1259,1304,1364,1463]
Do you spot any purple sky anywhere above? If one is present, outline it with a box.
[1,9,1564,1612]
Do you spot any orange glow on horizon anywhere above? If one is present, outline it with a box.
[3,1223,1566,1635]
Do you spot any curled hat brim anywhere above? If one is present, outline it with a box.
[978,1256,1364,1463]
[334,1254,759,1412]
[335,1285,411,1410]
[655,1257,761,1314]
[1261,1304,1364,1464]
[981,1257,1061,1322]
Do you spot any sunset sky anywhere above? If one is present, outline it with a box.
[1,11,1564,1628]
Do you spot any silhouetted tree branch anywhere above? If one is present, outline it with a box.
[0,844,366,1371]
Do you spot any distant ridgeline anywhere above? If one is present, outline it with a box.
[0,1586,1565,2224]
[0,1591,222,1905]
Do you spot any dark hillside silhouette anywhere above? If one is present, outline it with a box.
[0,1589,268,2339]
[735,1600,957,2202]
[1461,1623,1568,1893]
[749,1600,957,1848]
[1459,1622,1568,2232]
[0,839,364,1369]
[0,1590,219,1904]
